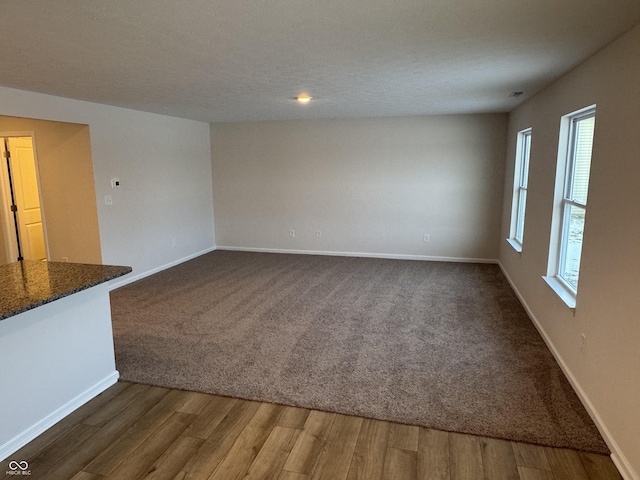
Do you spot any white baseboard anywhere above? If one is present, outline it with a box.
[217,246,498,264]
[0,371,119,462]
[108,246,216,290]
[612,453,640,480]
[498,263,638,480]
[108,246,496,293]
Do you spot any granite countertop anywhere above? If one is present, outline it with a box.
[0,261,132,320]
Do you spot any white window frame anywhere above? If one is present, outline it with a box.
[543,105,596,309]
[507,128,532,252]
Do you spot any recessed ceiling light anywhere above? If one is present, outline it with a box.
[296,94,312,104]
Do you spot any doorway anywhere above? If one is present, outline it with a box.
[0,136,48,262]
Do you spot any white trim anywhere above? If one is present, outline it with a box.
[506,237,523,253]
[499,262,637,480]
[216,246,498,264]
[612,453,640,480]
[547,106,595,293]
[509,127,532,245]
[542,275,577,310]
[108,246,217,290]
[0,371,119,462]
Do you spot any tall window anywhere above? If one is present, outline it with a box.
[509,128,532,251]
[545,106,595,306]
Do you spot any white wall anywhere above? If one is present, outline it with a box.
[0,285,118,460]
[212,114,507,261]
[0,87,215,279]
[499,25,640,480]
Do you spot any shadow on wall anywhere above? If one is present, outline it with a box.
[0,115,101,265]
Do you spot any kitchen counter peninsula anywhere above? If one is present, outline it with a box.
[0,260,131,461]
[1,260,131,320]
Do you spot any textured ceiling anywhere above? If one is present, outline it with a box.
[1,1,639,123]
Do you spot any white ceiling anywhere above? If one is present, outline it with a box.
[1,1,639,123]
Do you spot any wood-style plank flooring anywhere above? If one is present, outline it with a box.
[2,382,621,480]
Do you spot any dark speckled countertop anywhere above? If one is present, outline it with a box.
[1,261,132,320]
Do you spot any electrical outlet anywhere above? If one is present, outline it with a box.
[315,230,322,238]
[171,238,177,247]
[289,229,295,238]
[104,194,113,206]
[580,333,587,354]
[423,234,430,243]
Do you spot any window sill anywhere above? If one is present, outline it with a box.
[506,238,523,253]
[542,276,576,311]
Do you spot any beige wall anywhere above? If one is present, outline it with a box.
[0,116,102,264]
[212,114,507,261]
[499,25,640,479]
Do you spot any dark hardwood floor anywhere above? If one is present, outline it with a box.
[2,381,621,480]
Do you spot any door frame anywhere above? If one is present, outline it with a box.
[0,131,49,262]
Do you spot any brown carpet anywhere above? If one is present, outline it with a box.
[110,250,607,453]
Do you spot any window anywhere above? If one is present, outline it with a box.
[508,128,532,251]
[544,106,595,308]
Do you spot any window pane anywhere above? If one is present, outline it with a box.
[515,189,526,242]
[571,116,595,204]
[560,205,585,290]
[521,133,531,187]
[511,128,531,248]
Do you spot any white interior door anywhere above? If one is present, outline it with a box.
[6,137,47,261]
[0,141,17,263]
